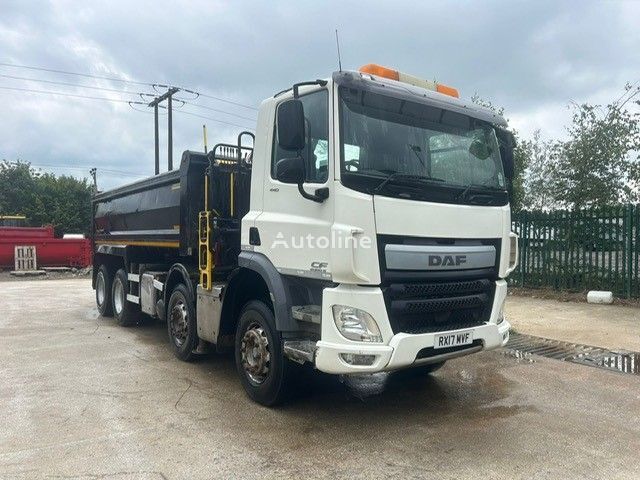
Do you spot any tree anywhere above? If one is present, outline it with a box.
[474,83,640,212]
[550,84,640,209]
[519,131,558,210]
[0,160,93,236]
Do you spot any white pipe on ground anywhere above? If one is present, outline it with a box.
[587,291,614,305]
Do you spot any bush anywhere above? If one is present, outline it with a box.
[0,160,93,236]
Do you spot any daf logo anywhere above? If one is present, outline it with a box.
[428,254,467,267]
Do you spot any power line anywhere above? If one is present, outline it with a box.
[1,61,259,110]
[175,109,255,130]
[0,62,151,86]
[0,84,255,129]
[0,73,154,97]
[4,160,147,177]
[181,99,256,121]
[0,85,147,104]
[1,71,257,119]
[128,102,168,115]
[183,91,258,111]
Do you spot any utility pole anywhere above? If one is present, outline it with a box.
[203,124,208,153]
[89,167,97,193]
[168,93,174,171]
[148,87,179,174]
[153,103,159,175]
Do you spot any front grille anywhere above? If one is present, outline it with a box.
[383,279,494,334]
[388,279,490,298]
[395,293,488,314]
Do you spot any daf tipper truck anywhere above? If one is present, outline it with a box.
[92,64,518,406]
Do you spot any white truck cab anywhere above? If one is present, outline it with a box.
[242,65,517,376]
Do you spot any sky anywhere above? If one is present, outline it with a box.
[1,0,639,190]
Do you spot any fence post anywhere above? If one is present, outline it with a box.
[624,203,638,298]
[520,211,527,287]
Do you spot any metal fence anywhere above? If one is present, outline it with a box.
[511,205,640,298]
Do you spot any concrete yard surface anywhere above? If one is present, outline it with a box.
[1,279,639,479]
[506,294,640,351]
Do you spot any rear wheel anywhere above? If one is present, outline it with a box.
[235,300,292,406]
[95,265,113,317]
[111,269,139,327]
[167,284,198,362]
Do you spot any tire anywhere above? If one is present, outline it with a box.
[166,284,198,362]
[235,300,292,406]
[95,265,113,317]
[111,268,139,327]
[414,361,446,374]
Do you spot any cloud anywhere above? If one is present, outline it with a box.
[0,0,638,188]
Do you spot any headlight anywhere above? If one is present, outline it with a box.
[332,305,383,343]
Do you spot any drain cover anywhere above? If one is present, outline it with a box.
[505,332,640,376]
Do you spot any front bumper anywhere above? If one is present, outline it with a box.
[314,280,510,375]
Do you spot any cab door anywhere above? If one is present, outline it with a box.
[254,88,335,280]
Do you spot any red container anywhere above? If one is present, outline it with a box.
[0,226,92,268]
[0,225,55,239]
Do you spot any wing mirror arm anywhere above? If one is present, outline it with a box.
[274,155,329,203]
[298,183,329,203]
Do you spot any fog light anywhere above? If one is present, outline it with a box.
[332,305,383,343]
[340,353,377,366]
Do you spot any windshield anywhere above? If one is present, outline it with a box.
[339,86,508,205]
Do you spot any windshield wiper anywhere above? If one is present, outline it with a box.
[373,173,445,194]
[456,183,504,201]
[407,144,426,168]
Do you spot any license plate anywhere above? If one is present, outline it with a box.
[434,330,474,349]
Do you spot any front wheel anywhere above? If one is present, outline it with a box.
[235,300,292,406]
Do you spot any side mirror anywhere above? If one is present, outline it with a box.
[496,129,515,180]
[501,147,514,180]
[275,156,304,184]
[277,99,305,151]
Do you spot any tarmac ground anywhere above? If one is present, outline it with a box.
[1,279,639,479]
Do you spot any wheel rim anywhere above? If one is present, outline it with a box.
[169,301,189,347]
[113,278,124,315]
[96,272,106,306]
[240,322,270,384]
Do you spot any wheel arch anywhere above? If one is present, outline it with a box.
[92,250,125,288]
[164,263,197,307]
[221,252,297,336]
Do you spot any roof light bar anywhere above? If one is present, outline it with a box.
[358,64,459,98]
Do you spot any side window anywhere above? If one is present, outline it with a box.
[272,90,329,183]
